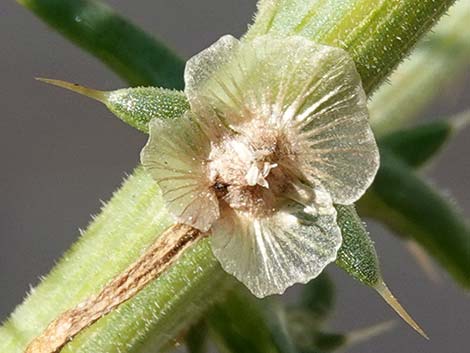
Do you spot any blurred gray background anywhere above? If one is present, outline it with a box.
[1,1,469,352]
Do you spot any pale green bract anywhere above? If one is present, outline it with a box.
[141,35,379,297]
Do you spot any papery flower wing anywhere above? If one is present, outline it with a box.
[140,114,219,232]
[264,37,378,205]
[210,202,342,298]
[184,35,242,134]
[185,34,378,204]
[288,44,379,204]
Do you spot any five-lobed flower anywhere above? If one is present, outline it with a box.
[141,35,379,297]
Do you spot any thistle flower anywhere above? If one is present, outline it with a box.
[141,35,379,297]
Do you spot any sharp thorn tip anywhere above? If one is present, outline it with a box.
[35,77,108,103]
[375,281,429,340]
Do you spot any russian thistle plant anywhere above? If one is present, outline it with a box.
[2,1,469,353]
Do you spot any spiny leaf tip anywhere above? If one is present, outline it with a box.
[36,78,108,103]
[375,281,429,339]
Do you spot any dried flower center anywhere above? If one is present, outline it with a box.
[208,120,298,217]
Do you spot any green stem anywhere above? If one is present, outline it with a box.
[245,0,456,94]
[369,1,470,135]
[0,168,230,353]
[18,0,185,88]
[3,0,458,352]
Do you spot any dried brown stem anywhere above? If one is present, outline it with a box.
[24,224,202,353]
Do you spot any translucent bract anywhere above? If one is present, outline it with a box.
[141,35,379,297]
[211,202,341,296]
[141,115,219,232]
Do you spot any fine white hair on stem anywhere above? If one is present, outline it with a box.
[24,225,202,353]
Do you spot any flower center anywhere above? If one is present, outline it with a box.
[208,121,298,217]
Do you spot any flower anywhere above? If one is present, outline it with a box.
[141,35,379,297]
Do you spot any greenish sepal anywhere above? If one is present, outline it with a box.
[106,87,189,133]
[334,204,381,287]
[378,120,452,168]
[298,273,335,322]
[359,150,470,288]
[18,0,185,88]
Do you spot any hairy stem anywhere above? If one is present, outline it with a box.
[0,169,229,353]
[370,1,470,135]
[25,225,201,353]
[246,0,456,94]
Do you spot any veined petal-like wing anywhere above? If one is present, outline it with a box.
[211,201,341,297]
[141,114,219,232]
[185,35,379,204]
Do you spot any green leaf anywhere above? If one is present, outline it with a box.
[379,121,452,168]
[18,0,185,88]
[359,150,470,288]
[378,110,470,168]
[334,205,427,338]
[105,87,188,132]
[284,318,345,353]
[207,289,298,353]
[36,78,189,133]
[335,205,380,287]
